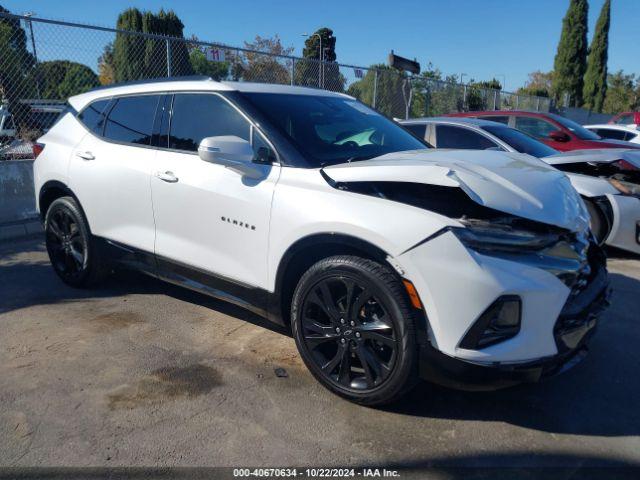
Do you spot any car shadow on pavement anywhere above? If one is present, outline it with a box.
[386,271,640,438]
[0,238,288,336]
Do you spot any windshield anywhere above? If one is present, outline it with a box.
[547,113,601,140]
[240,92,429,166]
[482,125,558,158]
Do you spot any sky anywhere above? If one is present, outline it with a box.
[3,0,639,92]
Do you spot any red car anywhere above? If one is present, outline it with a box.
[446,110,640,152]
[609,111,640,126]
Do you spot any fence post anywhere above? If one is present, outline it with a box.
[536,97,540,111]
[290,58,295,86]
[165,39,172,77]
[493,90,497,110]
[372,70,379,109]
[515,95,519,109]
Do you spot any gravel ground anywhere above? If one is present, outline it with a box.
[1,237,640,470]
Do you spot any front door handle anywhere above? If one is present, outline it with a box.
[155,171,179,183]
[75,150,95,161]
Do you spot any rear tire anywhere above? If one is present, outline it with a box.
[44,196,108,288]
[291,255,419,406]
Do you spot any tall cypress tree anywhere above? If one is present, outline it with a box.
[552,0,589,107]
[583,0,611,112]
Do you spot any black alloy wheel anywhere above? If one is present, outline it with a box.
[45,196,107,287]
[292,256,418,406]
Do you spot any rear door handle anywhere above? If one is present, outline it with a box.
[155,171,179,183]
[75,150,95,161]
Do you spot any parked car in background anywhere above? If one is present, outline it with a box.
[401,117,640,255]
[0,104,16,144]
[585,124,640,144]
[609,112,640,127]
[447,110,640,152]
[34,77,609,405]
[0,139,35,160]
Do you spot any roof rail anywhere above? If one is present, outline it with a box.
[88,75,213,93]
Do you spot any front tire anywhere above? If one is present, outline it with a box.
[291,255,419,406]
[44,196,108,288]
[584,198,609,245]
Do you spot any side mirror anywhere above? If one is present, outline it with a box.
[198,136,262,178]
[548,130,570,142]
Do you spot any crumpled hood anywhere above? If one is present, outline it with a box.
[323,149,589,232]
[544,148,640,167]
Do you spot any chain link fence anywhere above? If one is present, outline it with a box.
[1,11,551,159]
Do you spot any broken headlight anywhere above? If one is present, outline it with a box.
[451,223,561,253]
[608,178,640,198]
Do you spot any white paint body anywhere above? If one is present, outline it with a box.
[35,80,595,366]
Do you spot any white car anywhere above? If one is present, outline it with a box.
[402,117,640,256]
[33,78,609,405]
[585,124,640,144]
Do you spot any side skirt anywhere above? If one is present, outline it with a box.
[97,238,284,326]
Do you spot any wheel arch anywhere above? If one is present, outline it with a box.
[39,180,83,222]
[272,233,394,328]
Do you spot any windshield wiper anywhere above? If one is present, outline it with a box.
[344,154,377,163]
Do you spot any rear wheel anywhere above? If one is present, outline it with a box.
[291,255,419,406]
[44,196,108,287]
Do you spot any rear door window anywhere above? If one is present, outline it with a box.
[478,115,509,125]
[594,128,627,141]
[103,95,161,145]
[435,125,498,149]
[403,124,426,140]
[78,99,111,135]
[514,116,557,139]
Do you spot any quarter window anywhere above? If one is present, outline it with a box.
[168,93,250,152]
[103,95,160,145]
[78,99,111,135]
[514,116,557,139]
[435,125,498,149]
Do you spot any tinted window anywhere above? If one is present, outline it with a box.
[482,125,558,158]
[104,95,160,145]
[404,124,426,139]
[594,128,627,141]
[78,99,111,135]
[614,114,634,125]
[240,92,428,166]
[478,115,509,125]
[625,132,638,141]
[514,116,557,139]
[436,125,497,149]
[169,93,250,152]
[546,113,600,140]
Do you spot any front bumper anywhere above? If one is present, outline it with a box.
[417,255,610,391]
[605,193,640,254]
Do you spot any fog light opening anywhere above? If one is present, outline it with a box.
[459,296,522,350]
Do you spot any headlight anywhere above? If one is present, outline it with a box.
[451,223,561,252]
[608,178,640,198]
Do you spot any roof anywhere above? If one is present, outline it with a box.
[400,116,507,127]
[446,110,547,117]
[68,76,351,110]
[584,123,639,132]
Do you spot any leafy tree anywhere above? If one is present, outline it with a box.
[112,7,193,82]
[98,42,115,85]
[552,0,589,106]
[296,27,344,91]
[237,35,294,84]
[583,0,610,112]
[517,71,553,97]
[113,8,146,82]
[603,70,638,114]
[466,79,502,111]
[0,4,36,133]
[29,60,99,99]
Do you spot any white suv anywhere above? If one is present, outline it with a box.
[34,78,609,405]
